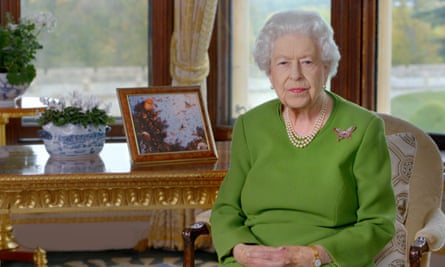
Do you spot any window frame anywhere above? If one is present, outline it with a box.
[4,0,445,149]
[208,0,379,138]
[0,0,379,144]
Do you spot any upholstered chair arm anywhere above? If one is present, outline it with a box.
[182,221,211,267]
[414,208,445,250]
[410,208,445,266]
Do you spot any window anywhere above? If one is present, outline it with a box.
[376,0,445,149]
[213,0,378,129]
[2,0,378,145]
[392,0,445,135]
[230,0,331,122]
[1,0,156,144]
[21,0,149,118]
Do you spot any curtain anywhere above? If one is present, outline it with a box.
[170,0,218,101]
[145,0,218,251]
[146,208,205,250]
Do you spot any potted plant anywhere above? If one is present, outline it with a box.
[37,91,115,159]
[0,12,55,106]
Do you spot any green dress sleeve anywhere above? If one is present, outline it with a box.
[315,116,396,266]
[210,115,259,264]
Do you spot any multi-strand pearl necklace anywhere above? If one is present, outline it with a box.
[284,96,328,148]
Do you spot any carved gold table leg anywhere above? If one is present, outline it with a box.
[33,247,48,267]
[0,214,48,267]
[0,115,9,146]
[0,107,45,146]
[0,213,19,250]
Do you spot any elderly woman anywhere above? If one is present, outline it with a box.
[210,10,396,267]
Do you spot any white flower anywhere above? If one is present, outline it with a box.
[39,96,64,111]
[82,95,100,112]
[41,91,110,114]
[23,12,56,33]
[69,91,83,109]
[6,23,17,31]
[104,102,112,114]
[37,90,114,127]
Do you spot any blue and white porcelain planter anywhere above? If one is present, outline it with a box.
[38,122,109,159]
[0,73,30,107]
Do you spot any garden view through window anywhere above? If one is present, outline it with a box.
[230,0,331,121]
[19,0,445,138]
[390,0,445,134]
[21,0,149,117]
[231,0,445,136]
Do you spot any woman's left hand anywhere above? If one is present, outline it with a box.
[234,243,316,267]
[278,245,315,267]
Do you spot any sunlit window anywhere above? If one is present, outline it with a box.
[384,0,445,134]
[230,0,331,122]
[21,0,149,117]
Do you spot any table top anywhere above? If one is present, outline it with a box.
[0,143,128,175]
[0,141,230,176]
[0,142,230,212]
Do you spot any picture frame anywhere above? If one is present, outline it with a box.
[117,86,218,165]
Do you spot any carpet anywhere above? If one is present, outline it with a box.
[1,249,218,267]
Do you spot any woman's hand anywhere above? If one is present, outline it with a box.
[233,243,325,267]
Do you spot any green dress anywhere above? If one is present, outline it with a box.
[210,91,396,267]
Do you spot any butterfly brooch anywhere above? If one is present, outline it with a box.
[333,126,357,141]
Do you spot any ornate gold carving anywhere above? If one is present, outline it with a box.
[0,214,19,250]
[11,215,154,225]
[0,170,223,212]
[33,247,48,267]
[2,187,218,212]
[0,107,44,146]
[0,141,228,258]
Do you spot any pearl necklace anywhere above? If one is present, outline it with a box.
[284,96,328,148]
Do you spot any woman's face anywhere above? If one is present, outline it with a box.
[268,33,328,110]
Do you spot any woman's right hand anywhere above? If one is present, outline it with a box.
[233,243,297,267]
[233,243,326,267]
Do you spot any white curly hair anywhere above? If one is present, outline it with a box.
[253,9,341,79]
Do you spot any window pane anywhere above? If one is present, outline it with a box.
[21,0,149,117]
[388,0,445,134]
[230,0,331,122]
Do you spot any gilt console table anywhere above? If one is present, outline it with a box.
[0,106,45,146]
[0,141,229,255]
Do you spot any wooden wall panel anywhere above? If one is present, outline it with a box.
[331,0,377,110]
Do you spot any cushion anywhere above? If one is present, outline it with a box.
[375,220,408,266]
[387,132,416,224]
[375,132,416,266]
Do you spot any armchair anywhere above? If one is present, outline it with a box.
[378,113,445,267]
[182,113,445,267]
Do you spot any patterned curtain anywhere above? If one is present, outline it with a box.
[146,208,204,250]
[170,0,218,101]
[146,0,218,251]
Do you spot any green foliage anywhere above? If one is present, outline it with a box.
[37,92,115,127]
[391,91,445,133]
[410,101,445,133]
[391,0,445,65]
[37,106,115,128]
[392,2,444,65]
[0,14,40,85]
[413,2,445,27]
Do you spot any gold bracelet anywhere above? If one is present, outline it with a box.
[310,245,322,267]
